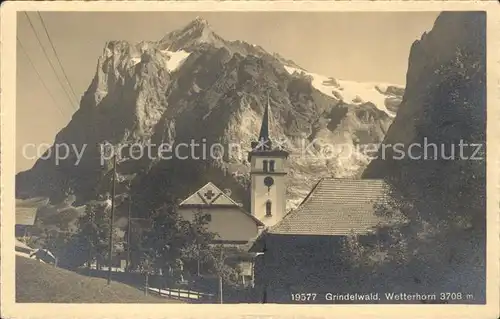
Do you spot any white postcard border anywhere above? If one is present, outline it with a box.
[1,2,499,319]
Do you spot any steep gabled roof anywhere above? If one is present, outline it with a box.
[179,182,241,207]
[268,178,390,236]
[179,182,264,227]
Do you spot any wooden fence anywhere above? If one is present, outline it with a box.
[145,286,215,302]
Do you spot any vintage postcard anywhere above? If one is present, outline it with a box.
[1,1,499,319]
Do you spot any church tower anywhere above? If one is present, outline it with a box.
[248,95,289,228]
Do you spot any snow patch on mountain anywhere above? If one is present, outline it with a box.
[283,65,403,117]
[334,80,399,116]
[160,50,191,72]
[130,57,141,66]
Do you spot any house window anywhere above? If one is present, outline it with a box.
[269,160,275,172]
[206,214,212,222]
[263,160,268,172]
[265,200,272,217]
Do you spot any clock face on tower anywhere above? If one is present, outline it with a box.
[264,176,274,187]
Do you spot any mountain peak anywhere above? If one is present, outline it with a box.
[160,17,223,51]
[181,16,211,33]
[193,16,210,27]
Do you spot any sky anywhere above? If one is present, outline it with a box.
[16,11,440,173]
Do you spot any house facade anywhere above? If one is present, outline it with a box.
[178,182,265,245]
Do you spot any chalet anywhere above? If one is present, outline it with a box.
[178,182,265,245]
[178,182,264,284]
[249,178,391,303]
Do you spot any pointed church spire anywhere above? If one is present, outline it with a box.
[249,92,283,156]
[258,93,270,143]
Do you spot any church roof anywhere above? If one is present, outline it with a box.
[179,182,265,226]
[248,94,289,160]
[268,178,390,236]
[179,182,242,207]
[258,94,270,143]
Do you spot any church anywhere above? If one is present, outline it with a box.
[177,95,289,285]
[177,95,288,238]
[178,96,390,296]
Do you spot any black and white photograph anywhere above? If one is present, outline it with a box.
[1,1,499,318]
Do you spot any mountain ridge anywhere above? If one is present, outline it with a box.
[16,18,404,223]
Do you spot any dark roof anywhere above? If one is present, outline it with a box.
[248,95,290,160]
[268,178,390,236]
[258,95,270,143]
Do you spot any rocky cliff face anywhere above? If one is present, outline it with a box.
[363,11,486,222]
[362,11,486,302]
[16,17,404,219]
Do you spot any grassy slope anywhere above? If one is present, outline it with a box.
[16,256,180,303]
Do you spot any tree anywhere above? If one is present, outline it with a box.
[199,244,243,304]
[41,228,71,259]
[141,203,192,283]
[142,204,219,283]
[140,202,242,300]
[75,201,118,270]
[125,219,146,272]
[138,254,155,296]
[180,208,216,276]
[340,173,485,298]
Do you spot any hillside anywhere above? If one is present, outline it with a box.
[16,256,179,303]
